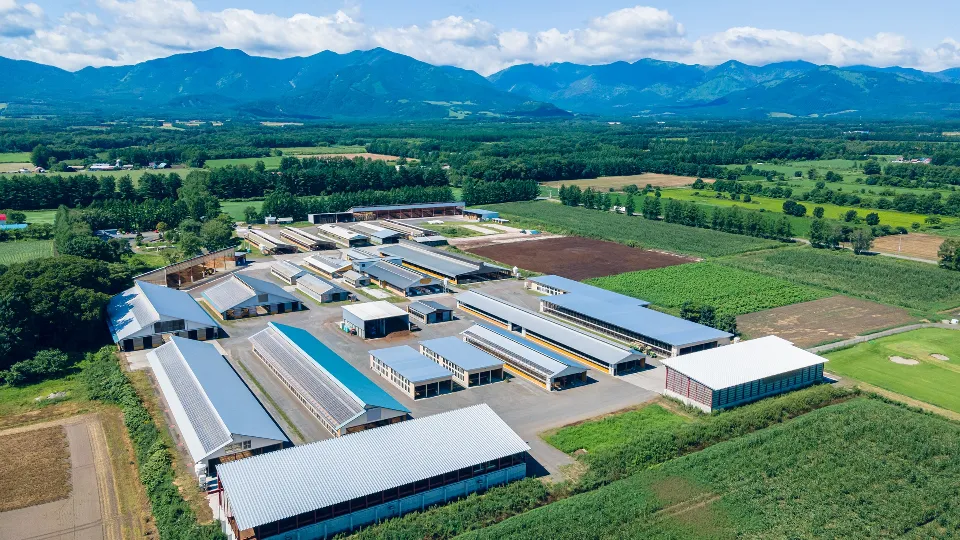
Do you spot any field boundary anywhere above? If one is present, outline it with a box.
[808,322,960,354]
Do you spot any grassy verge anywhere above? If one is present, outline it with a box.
[0,374,92,429]
[542,403,690,455]
[101,408,155,539]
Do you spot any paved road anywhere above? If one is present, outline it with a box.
[808,322,960,354]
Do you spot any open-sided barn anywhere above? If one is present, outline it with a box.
[107,281,221,351]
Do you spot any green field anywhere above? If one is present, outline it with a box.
[419,223,484,238]
[0,240,54,264]
[0,152,30,163]
[826,328,960,413]
[277,145,367,155]
[221,200,263,221]
[719,247,960,313]
[588,262,829,317]
[19,210,56,224]
[464,398,960,539]
[482,202,782,258]
[1,168,203,182]
[206,156,283,169]
[543,404,689,455]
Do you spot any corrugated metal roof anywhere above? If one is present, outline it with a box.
[462,324,587,379]
[363,261,439,290]
[370,345,452,383]
[147,338,287,463]
[318,224,366,241]
[271,260,306,280]
[202,274,299,313]
[465,209,499,217]
[217,404,528,531]
[304,255,351,274]
[528,275,651,307]
[349,202,465,213]
[456,291,643,366]
[296,274,347,297]
[380,244,480,278]
[107,281,218,342]
[419,336,503,371]
[661,336,827,390]
[408,300,451,315]
[342,300,409,321]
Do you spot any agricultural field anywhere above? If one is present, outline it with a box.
[0,240,54,264]
[719,247,960,313]
[481,202,782,258]
[737,296,915,347]
[221,199,263,221]
[20,209,56,224]
[543,404,689,455]
[206,156,283,169]
[0,152,30,163]
[870,232,946,260]
[464,398,960,539]
[540,173,702,194]
[276,145,368,155]
[207,150,399,169]
[826,328,960,413]
[0,426,71,512]
[0,167,203,181]
[587,262,828,317]
[468,236,695,280]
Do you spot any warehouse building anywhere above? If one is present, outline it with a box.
[464,209,499,221]
[419,337,504,388]
[108,281,221,352]
[202,274,302,320]
[662,336,828,412]
[217,404,528,540]
[342,270,370,288]
[147,337,290,481]
[369,346,453,400]
[280,227,335,251]
[245,229,297,255]
[380,241,510,283]
[249,322,409,437]
[296,274,350,304]
[350,201,465,221]
[456,290,646,376]
[363,261,443,297]
[461,324,587,391]
[270,260,307,285]
[303,255,352,279]
[342,301,410,339]
[527,275,732,357]
[407,300,453,325]
[350,223,405,245]
[317,224,369,248]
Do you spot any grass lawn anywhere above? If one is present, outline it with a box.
[0,152,31,163]
[543,404,689,455]
[0,239,54,264]
[826,328,960,413]
[0,375,87,419]
[221,199,263,221]
[419,223,484,238]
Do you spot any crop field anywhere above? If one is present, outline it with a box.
[467,236,696,280]
[0,240,54,264]
[276,145,368,155]
[0,426,71,512]
[0,168,202,181]
[207,151,399,169]
[464,398,960,539]
[871,232,946,260]
[587,262,828,316]
[481,202,782,258]
[543,404,689,455]
[221,200,263,221]
[737,296,914,346]
[719,247,960,313]
[826,328,960,413]
[541,173,703,194]
[0,152,30,163]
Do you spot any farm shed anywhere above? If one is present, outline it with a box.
[245,229,297,255]
[342,301,410,339]
[461,324,587,391]
[308,212,354,225]
[456,290,646,376]
[296,274,350,304]
[202,274,302,320]
[362,261,443,297]
[349,201,465,221]
[217,404,528,540]
[380,240,510,284]
[661,336,827,413]
[369,346,453,400]
[280,227,335,251]
[419,336,504,388]
[249,322,409,437]
[270,260,307,285]
[345,248,402,271]
[342,270,370,288]
[303,255,352,279]
[133,247,238,288]
[317,224,369,248]
[107,281,221,352]
[464,209,499,221]
[407,300,453,324]
[147,337,289,480]
[527,275,733,357]
[350,223,405,245]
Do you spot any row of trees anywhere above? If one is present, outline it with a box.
[462,179,539,205]
[251,185,456,222]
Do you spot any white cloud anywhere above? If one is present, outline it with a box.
[2,2,960,74]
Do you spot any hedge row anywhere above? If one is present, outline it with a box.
[82,347,225,540]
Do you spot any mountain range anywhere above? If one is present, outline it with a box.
[3,47,960,119]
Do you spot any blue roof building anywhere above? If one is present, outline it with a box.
[369,346,453,399]
[107,280,220,351]
[202,274,302,319]
[419,336,505,388]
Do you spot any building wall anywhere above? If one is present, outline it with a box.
[119,325,218,351]
[665,364,825,413]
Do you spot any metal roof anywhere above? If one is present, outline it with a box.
[419,336,503,371]
[462,324,587,379]
[282,226,325,243]
[370,346,452,383]
[296,274,347,297]
[528,275,651,307]
[456,291,644,366]
[107,281,218,342]
[202,274,299,313]
[380,243,497,279]
[352,223,404,240]
[217,404,528,531]
[342,301,408,321]
[318,224,366,241]
[408,300,451,315]
[363,261,439,290]
[465,209,499,216]
[304,255,351,274]
[147,338,287,463]
[349,202,465,213]
[246,229,292,249]
[662,336,828,390]
[271,260,306,280]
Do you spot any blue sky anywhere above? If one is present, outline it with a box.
[4,1,960,72]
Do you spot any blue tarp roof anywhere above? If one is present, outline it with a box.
[419,336,503,371]
[370,346,452,383]
[269,322,409,413]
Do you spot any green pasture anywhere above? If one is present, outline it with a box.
[221,200,263,221]
[277,145,367,155]
[0,152,30,163]
[543,404,689,455]
[0,239,54,264]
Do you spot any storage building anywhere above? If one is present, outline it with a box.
[461,324,587,391]
[419,337,504,388]
[107,281,221,352]
[363,261,443,297]
[280,227,335,251]
[349,202,465,221]
[344,248,402,271]
[147,337,289,480]
[317,224,369,248]
[270,260,307,285]
[249,322,409,436]
[661,336,827,412]
[217,404,528,540]
[296,274,350,304]
[456,290,646,376]
[202,274,302,320]
[369,346,453,399]
[350,223,405,245]
[341,301,410,339]
[380,241,510,283]
[342,270,370,288]
[407,300,453,324]
[245,229,297,255]
[527,275,732,357]
[303,255,352,279]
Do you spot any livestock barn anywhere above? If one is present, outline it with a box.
[419,336,504,388]
[349,201,465,221]
[107,281,221,351]
[202,274,302,320]
[270,260,307,285]
[362,261,443,297]
[280,226,335,251]
[317,224,369,248]
[303,255,352,279]
[216,404,528,540]
[296,274,350,304]
[380,240,510,284]
[369,346,453,399]
[342,301,410,339]
[661,336,828,413]
[245,229,297,255]
[407,300,453,325]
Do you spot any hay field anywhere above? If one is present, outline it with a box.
[0,426,71,511]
